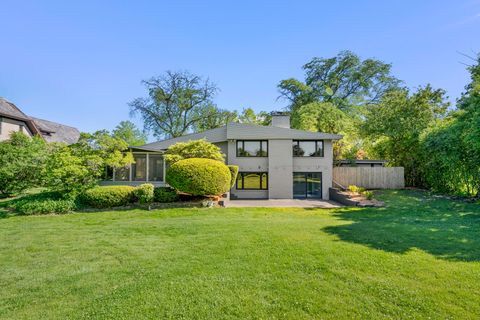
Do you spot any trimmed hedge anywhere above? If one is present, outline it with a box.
[12,192,76,215]
[166,158,231,196]
[133,183,154,204]
[227,165,239,189]
[154,187,179,203]
[80,185,136,208]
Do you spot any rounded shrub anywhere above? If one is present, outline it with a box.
[133,183,154,204]
[154,187,179,203]
[80,185,135,208]
[166,158,231,196]
[227,165,239,189]
[12,192,77,215]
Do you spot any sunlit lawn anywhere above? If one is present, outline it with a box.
[0,190,479,319]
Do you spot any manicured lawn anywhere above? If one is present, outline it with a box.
[1,190,479,319]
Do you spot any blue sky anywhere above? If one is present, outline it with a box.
[1,0,479,138]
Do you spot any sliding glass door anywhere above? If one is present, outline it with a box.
[293,172,322,199]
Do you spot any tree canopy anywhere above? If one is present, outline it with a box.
[129,71,219,139]
[112,120,147,146]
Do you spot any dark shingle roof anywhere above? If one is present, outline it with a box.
[0,97,80,144]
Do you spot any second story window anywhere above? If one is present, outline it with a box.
[293,140,324,157]
[236,140,268,157]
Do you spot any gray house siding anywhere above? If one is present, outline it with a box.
[268,139,293,199]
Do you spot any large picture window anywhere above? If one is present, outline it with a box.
[293,140,324,157]
[132,154,147,181]
[236,140,268,157]
[236,172,268,190]
[148,154,164,181]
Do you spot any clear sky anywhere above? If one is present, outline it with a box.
[1,0,479,138]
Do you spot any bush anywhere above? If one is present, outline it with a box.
[166,158,231,196]
[154,187,178,203]
[80,185,135,208]
[164,139,225,164]
[227,165,239,189]
[133,184,154,204]
[348,185,365,194]
[362,190,374,200]
[11,192,76,215]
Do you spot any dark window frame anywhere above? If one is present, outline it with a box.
[236,172,268,190]
[292,140,324,157]
[236,140,268,157]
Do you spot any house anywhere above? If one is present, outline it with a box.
[106,113,342,200]
[0,98,80,144]
[337,159,388,167]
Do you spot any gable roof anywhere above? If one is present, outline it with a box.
[133,123,342,151]
[0,97,80,144]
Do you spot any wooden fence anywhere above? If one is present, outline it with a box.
[333,167,405,189]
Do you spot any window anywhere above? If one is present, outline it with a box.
[132,154,147,181]
[236,172,268,190]
[293,140,324,157]
[236,140,268,157]
[148,154,164,181]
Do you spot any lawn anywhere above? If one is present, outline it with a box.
[1,190,479,319]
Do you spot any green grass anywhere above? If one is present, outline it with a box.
[0,190,479,319]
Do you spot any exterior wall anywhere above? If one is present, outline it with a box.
[292,140,333,200]
[227,140,269,199]
[0,117,32,141]
[268,139,293,199]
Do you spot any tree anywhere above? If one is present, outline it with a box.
[0,132,48,196]
[361,85,449,186]
[192,106,238,132]
[238,108,271,125]
[278,51,401,112]
[44,131,134,198]
[112,120,147,146]
[164,139,225,164]
[129,71,219,139]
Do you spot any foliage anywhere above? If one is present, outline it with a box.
[238,108,271,125]
[80,185,136,208]
[361,85,449,186]
[227,165,239,188]
[192,106,238,131]
[44,131,133,198]
[11,191,76,215]
[0,132,48,196]
[133,183,155,204]
[362,190,374,200]
[420,55,480,196]
[153,187,179,203]
[129,71,220,139]
[348,185,365,194]
[278,50,400,111]
[112,120,147,146]
[164,139,225,164]
[166,158,231,196]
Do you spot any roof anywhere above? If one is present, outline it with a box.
[134,122,343,151]
[0,97,80,144]
[30,117,80,144]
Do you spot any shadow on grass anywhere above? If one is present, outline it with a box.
[323,190,480,262]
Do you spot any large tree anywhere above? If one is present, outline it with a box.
[192,106,238,132]
[129,71,219,139]
[278,51,400,112]
[112,120,147,146]
[361,85,449,186]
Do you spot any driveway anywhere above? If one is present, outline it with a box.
[224,199,342,208]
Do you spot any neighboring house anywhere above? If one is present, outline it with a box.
[105,113,342,200]
[0,98,80,144]
[337,159,388,168]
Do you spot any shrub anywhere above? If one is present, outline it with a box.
[133,183,154,204]
[166,158,231,196]
[154,187,178,203]
[362,190,374,200]
[347,185,365,194]
[227,165,239,189]
[11,192,76,215]
[164,139,225,164]
[80,185,135,208]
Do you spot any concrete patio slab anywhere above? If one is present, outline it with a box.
[224,199,342,208]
